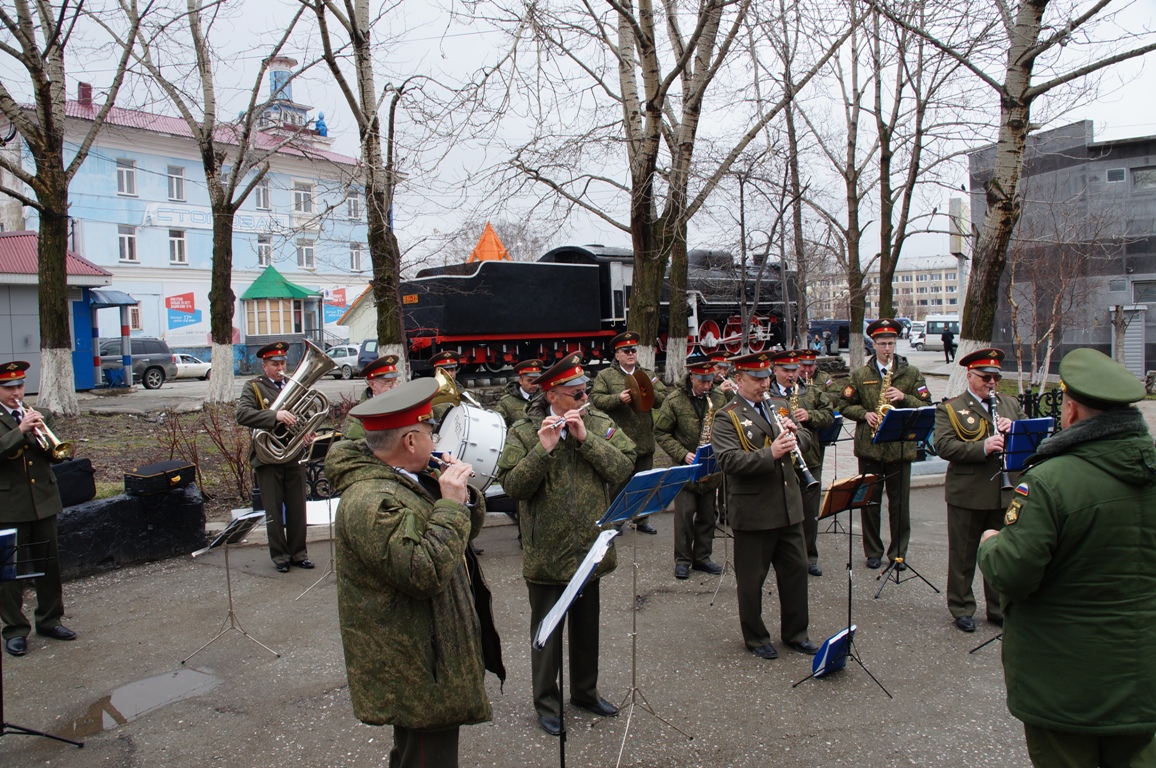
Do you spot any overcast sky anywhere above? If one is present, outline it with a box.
[5,0,1155,266]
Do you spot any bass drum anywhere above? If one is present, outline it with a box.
[438,404,507,492]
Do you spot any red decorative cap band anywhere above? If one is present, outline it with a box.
[357,402,433,431]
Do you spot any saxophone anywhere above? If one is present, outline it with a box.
[698,400,715,446]
[872,367,894,436]
[788,385,801,419]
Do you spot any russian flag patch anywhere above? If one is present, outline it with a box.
[917,385,930,398]
[605,427,616,440]
[1015,482,1029,497]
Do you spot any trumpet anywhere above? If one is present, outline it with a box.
[17,400,75,461]
[764,392,819,489]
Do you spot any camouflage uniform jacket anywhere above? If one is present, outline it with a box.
[340,388,373,442]
[236,376,305,467]
[590,364,667,456]
[497,399,636,585]
[837,354,932,463]
[784,379,836,471]
[494,381,535,428]
[653,376,726,493]
[326,439,492,730]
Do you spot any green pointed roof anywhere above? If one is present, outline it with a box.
[240,266,319,300]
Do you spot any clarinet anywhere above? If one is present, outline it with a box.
[765,390,819,489]
[989,393,1014,491]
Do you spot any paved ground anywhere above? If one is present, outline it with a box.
[4,484,1025,768]
[6,342,1149,766]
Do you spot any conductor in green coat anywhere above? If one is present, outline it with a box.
[978,348,1156,767]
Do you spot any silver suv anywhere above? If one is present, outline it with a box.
[99,337,179,389]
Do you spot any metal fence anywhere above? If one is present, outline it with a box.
[1017,387,1064,430]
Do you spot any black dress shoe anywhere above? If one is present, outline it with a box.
[751,644,778,660]
[808,564,823,577]
[5,636,27,656]
[635,522,658,535]
[538,715,562,736]
[691,560,723,575]
[787,640,820,655]
[470,543,484,556]
[674,563,690,580]
[276,562,291,573]
[954,616,976,633]
[37,625,76,641]
[866,557,882,569]
[292,559,315,569]
[894,559,908,572]
[572,697,618,717]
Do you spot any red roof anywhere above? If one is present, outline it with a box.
[0,231,112,277]
[63,101,359,167]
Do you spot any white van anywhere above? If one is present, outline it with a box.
[919,314,960,352]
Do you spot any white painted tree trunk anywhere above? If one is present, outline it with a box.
[665,336,687,384]
[380,342,407,379]
[207,343,235,404]
[849,332,865,370]
[638,346,657,373]
[37,347,78,416]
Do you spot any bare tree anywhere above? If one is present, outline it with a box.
[870,0,1156,395]
[121,0,310,403]
[0,0,145,414]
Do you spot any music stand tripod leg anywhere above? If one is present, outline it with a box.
[297,495,337,601]
[182,543,280,664]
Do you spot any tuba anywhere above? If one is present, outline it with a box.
[430,366,483,408]
[252,340,337,464]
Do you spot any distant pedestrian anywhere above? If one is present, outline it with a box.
[941,328,956,363]
[822,330,833,355]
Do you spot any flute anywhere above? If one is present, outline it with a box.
[429,453,476,477]
[550,402,591,429]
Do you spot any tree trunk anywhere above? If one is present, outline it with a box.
[36,202,78,415]
[206,204,236,403]
[666,221,689,383]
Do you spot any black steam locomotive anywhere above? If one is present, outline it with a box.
[399,243,795,373]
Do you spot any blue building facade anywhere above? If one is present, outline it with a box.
[22,62,369,364]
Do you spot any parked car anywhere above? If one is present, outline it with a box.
[908,321,926,349]
[326,344,361,379]
[174,354,211,380]
[357,338,380,374]
[99,337,179,389]
[919,314,960,352]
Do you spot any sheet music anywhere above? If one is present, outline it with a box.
[533,529,619,649]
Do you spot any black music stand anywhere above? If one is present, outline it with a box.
[182,511,280,663]
[692,446,735,605]
[0,529,84,747]
[818,412,851,534]
[793,474,891,698]
[599,465,698,764]
[870,407,941,598]
[534,529,618,768]
[969,632,1002,654]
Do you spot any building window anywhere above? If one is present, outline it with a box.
[1106,168,1126,183]
[245,298,304,335]
[946,285,956,292]
[1134,168,1156,189]
[257,235,272,267]
[917,299,928,306]
[917,286,928,294]
[255,178,271,210]
[167,166,185,201]
[297,239,315,269]
[901,275,913,282]
[947,298,958,305]
[118,225,137,262]
[1133,281,1156,303]
[350,242,364,272]
[346,192,362,220]
[916,274,928,282]
[169,229,187,264]
[116,159,136,196]
[944,272,956,280]
[129,305,142,331]
[293,181,313,214]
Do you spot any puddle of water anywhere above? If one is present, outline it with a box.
[62,668,218,739]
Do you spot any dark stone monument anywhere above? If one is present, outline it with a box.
[56,484,207,580]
